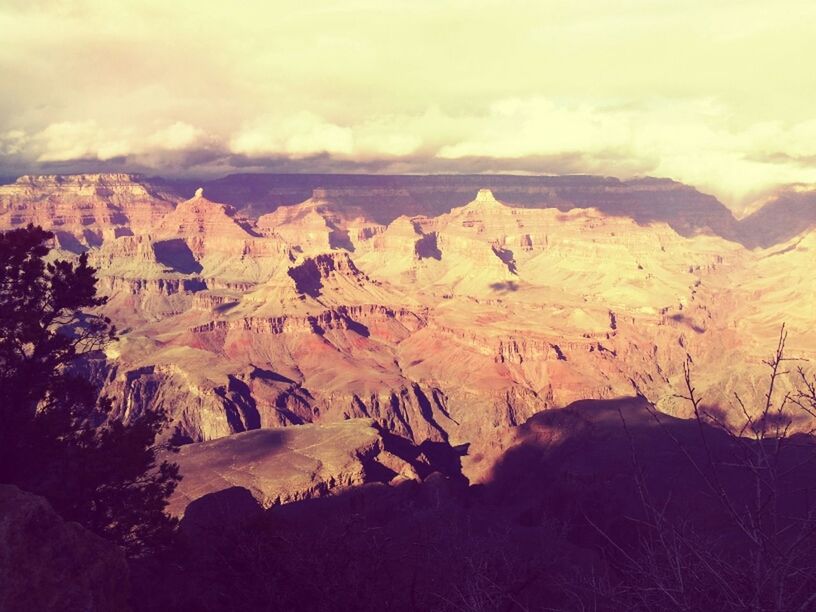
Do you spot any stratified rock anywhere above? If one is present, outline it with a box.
[0,484,131,612]
[196,174,741,239]
[82,183,812,452]
[257,189,379,254]
[0,173,177,246]
[155,189,252,245]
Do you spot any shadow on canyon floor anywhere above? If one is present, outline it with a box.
[132,397,816,612]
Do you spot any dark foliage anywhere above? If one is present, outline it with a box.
[0,224,180,556]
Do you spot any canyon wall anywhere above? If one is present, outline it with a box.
[2,173,814,490]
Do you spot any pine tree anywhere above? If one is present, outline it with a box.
[0,225,180,556]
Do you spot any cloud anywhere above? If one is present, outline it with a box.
[28,120,210,164]
[2,0,816,209]
[438,98,632,160]
[437,97,816,205]
[36,121,130,162]
[148,122,205,151]
[353,118,423,157]
[10,95,816,210]
[230,112,353,158]
[229,112,424,159]
[0,130,28,156]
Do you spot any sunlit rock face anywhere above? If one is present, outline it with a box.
[0,174,178,248]
[165,418,394,517]
[7,173,816,482]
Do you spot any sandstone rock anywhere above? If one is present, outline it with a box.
[0,484,131,612]
[87,185,813,452]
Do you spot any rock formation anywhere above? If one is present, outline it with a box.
[165,418,407,518]
[181,173,742,239]
[0,173,177,249]
[3,173,815,487]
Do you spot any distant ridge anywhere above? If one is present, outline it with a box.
[164,173,743,242]
[5,171,816,247]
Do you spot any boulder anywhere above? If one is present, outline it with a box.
[0,484,131,612]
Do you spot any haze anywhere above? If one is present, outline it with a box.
[2,0,816,209]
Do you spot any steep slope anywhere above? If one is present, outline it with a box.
[257,189,379,254]
[153,188,292,284]
[99,189,755,449]
[731,230,816,354]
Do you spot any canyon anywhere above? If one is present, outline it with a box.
[1,172,814,514]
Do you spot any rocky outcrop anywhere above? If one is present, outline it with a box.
[257,191,380,254]
[286,251,372,297]
[0,485,131,612]
[191,304,424,337]
[165,419,402,517]
[156,189,253,246]
[107,363,262,442]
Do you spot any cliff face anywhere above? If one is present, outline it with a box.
[739,187,816,247]
[0,174,177,247]
[5,174,815,485]
[165,419,394,517]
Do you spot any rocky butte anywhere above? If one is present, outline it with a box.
[1,172,815,515]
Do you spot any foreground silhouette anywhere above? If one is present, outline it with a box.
[0,225,179,556]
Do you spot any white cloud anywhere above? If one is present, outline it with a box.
[36,121,129,162]
[437,98,632,159]
[436,97,816,205]
[147,122,204,151]
[230,112,353,157]
[33,120,208,162]
[230,112,426,159]
[0,129,28,156]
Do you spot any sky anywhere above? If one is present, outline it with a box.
[1,0,816,211]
